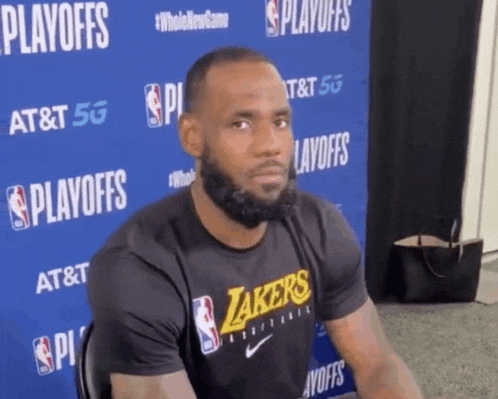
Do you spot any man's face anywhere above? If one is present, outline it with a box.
[195,60,294,204]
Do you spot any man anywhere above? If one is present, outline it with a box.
[87,46,424,399]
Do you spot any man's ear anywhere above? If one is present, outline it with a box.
[178,113,203,158]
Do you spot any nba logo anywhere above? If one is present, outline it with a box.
[33,336,55,376]
[144,83,163,128]
[193,296,220,354]
[266,0,279,37]
[6,185,30,231]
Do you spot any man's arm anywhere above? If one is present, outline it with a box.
[111,370,198,399]
[324,298,424,399]
[87,247,196,399]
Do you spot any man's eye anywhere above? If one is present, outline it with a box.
[275,119,289,128]
[232,121,249,129]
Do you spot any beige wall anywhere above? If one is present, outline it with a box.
[461,0,498,255]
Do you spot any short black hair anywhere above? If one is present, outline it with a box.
[184,46,275,113]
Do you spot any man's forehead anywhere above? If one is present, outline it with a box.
[205,60,285,93]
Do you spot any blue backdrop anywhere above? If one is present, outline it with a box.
[0,1,370,398]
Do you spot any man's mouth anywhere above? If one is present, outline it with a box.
[250,166,287,177]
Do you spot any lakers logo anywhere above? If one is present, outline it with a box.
[220,270,311,334]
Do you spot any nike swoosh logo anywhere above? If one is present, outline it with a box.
[245,334,273,358]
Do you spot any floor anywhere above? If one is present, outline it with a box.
[376,253,498,399]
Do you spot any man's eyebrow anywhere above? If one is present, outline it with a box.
[274,107,292,117]
[230,107,292,119]
[232,110,257,119]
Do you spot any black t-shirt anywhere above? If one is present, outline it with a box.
[87,187,368,398]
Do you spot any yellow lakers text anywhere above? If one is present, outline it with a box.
[220,269,311,334]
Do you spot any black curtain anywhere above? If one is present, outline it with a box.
[366,0,483,302]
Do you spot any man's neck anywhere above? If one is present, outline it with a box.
[189,179,267,250]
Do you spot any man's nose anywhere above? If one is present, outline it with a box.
[253,122,284,156]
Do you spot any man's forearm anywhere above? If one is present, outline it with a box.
[354,354,424,399]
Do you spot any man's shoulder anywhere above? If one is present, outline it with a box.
[90,188,191,274]
[102,188,189,248]
[130,187,190,231]
[292,190,358,252]
[88,189,192,310]
[294,190,342,226]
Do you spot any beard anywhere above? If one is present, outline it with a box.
[199,149,298,229]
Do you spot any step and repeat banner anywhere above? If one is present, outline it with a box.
[0,1,370,398]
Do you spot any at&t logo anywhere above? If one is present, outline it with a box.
[36,262,90,295]
[284,74,343,99]
[8,100,108,135]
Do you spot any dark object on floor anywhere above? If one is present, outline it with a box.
[386,229,483,303]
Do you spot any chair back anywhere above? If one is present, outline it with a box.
[75,322,112,399]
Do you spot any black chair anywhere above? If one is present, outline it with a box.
[74,322,112,399]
